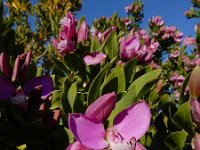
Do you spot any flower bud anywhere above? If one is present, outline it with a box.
[190,98,200,125]
[77,20,88,43]
[0,51,11,77]
[189,66,200,98]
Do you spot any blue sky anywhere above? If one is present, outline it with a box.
[76,0,199,37]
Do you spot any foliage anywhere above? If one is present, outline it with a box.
[0,0,200,149]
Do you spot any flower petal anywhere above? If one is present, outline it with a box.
[85,92,116,122]
[77,20,88,43]
[135,142,146,150]
[0,77,15,100]
[68,113,107,149]
[83,52,106,65]
[113,101,151,140]
[65,141,92,150]
[23,76,53,99]
[190,98,200,125]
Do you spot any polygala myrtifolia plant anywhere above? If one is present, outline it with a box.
[0,0,200,149]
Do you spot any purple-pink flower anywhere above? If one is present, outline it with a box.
[83,52,107,66]
[0,76,53,112]
[67,92,151,150]
[59,11,77,41]
[170,50,180,58]
[91,26,116,44]
[120,29,159,64]
[183,37,196,46]
[149,16,164,27]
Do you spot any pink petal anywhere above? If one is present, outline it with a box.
[135,142,146,150]
[193,133,200,150]
[0,77,15,100]
[77,20,88,43]
[85,92,116,122]
[190,98,200,125]
[113,101,151,140]
[68,113,107,149]
[65,141,92,150]
[83,52,106,65]
[23,76,53,99]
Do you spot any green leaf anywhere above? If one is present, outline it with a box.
[160,94,170,115]
[16,144,27,150]
[124,57,138,87]
[68,82,77,112]
[165,131,187,150]
[104,31,119,59]
[87,57,116,105]
[90,36,101,52]
[52,56,69,75]
[148,89,158,106]
[61,78,72,115]
[173,102,194,135]
[128,69,162,96]
[50,90,62,110]
[36,67,43,77]
[179,72,191,105]
[100,64,125,94]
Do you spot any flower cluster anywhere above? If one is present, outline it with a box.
[53,12,89,56]
[120,29,159,64]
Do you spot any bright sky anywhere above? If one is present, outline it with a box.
[76,0,199,37]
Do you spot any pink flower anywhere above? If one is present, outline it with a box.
[91,27,116,44]
[67,92,151,150]
[12,51,32,82]
[77,20,89,43]
[183,37,196,46]
[173,31,183,42]
[83,52,107,66]
[120,30,141,60]
[193,133,200,150]
[149,16,164,27]
[120,29,158,64]
[60,11,77,41]
[170,50,180,58]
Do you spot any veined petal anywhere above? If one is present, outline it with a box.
[85,92,116,122]
[68,113,107,149]
[23,76,53,99]
[113,101,151,140]
[0,77,15,100]
[65,141,92,150]
[83,52,106,65]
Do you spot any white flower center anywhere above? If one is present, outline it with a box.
[106,127,136,150]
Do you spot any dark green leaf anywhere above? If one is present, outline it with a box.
[100,64,125,94]
[173,102,194,135]
[179,72,191,105]
[165,131,187,150]
[87,57,116,105]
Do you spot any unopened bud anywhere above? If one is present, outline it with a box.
[189,66,200,98]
